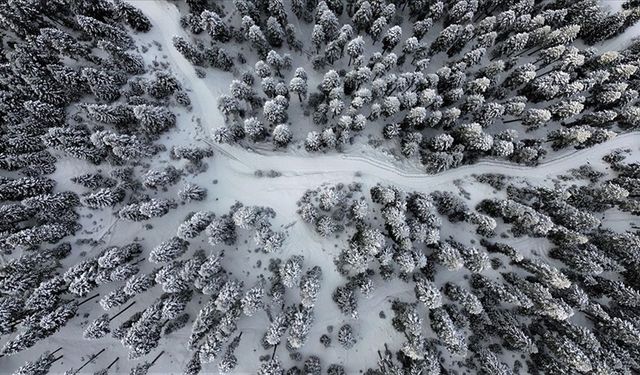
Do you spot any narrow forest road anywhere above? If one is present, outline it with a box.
[132,0,640,192]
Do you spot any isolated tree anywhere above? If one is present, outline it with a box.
[84,302,136,339]
[265,17,285,47]
[289,77,307,102]
[268,124,291,148]
[218,333,242,373]
[300,266,322,308]
[76,15,133,47]
[280,256,304,288]
[337,324,356,349]
[430,24,459,54]
[333,285,358,318]
[263,308,290,346]
[248,25,269,55]
[241,279,265,316]
[257,356,285,375]
[240,117,263,142]
[287,305,314,349]
[305,131,323,152]
[346,36,365,66]
[444,283,484,315]
[173,36,205,65]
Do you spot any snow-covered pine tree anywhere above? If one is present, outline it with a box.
[177,212,214,240]
[337,324,356,349]
[178,183,207,202]
[241,278,265,316]
[287,305,314,349]
[280,256,304,288]
[12,348,63,375]
[300,266,322,308]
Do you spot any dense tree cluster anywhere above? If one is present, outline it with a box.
[176,0,640,174]
[297,182,366,238]
[293,154,640,374]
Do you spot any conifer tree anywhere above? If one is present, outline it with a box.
[12,348,63,375]
[287,305,314,349]
[300,266,322,308]
[241,278,265,316]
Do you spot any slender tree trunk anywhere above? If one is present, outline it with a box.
[52,355,64,364]
[109,301,136,322]
[106,358,119,370]
[76,348,106,373]
[385,85,396,96]
[78,293,100,306]
[52,347,63,355]
[503,119,521,124]
[527,45,545,57]
[537,68,556,78]
[271,344,278,360]
[150,351,165,366]
[132,259,145,266]
[377,350,386,372]
[535,65,548,72]
[536,58,560,71]
[514,45,538,58]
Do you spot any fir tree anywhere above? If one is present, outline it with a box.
[179,183,208,202]
[258,356,285,375]
[200,10,230,42]
[177,212,213,240]
[300,266,322,308]
[270,124,291,148]
[287,305,314,349]
[76,15,133,47]
[337,324,356,349]
[333,285,357,318]
[12,348,63,375]
[241,278,265,316]
[414,276,443,309]
[429,307,466,355]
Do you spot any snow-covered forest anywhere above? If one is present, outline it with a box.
[1,0,640,374]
